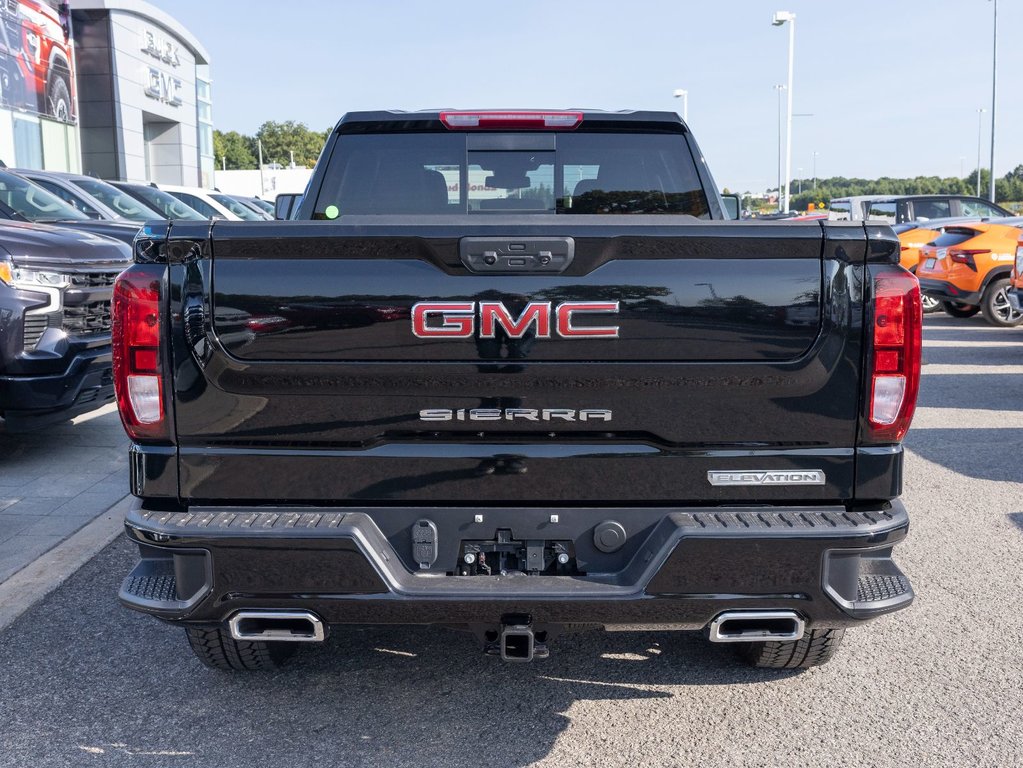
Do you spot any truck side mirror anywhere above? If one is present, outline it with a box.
[274,193,301,220]
[721,193,741,221]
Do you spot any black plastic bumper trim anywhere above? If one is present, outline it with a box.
[917,278,980,305]
[121,500,910,626]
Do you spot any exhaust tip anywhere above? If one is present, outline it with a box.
[228,611,326,643]
[707,611,804,643]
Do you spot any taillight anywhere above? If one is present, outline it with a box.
[439,111,583,130]
[866,269,921,442]
[948,248,987,270]
[111,265,167,440]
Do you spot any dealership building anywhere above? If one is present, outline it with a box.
[0,0,213,187]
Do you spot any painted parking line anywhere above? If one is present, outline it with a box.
[69,403,119,426]
[0,495,128,632]
[911,407,1022,429]
[920,365,1023,375]
[923,340,1022,348]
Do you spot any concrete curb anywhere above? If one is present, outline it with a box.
[0,495,130,632]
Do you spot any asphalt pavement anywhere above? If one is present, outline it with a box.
[0,315,1021,768]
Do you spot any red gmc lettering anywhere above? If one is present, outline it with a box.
[412,301,620,339]
[411,302,475,338]
[479,302,551,338]
[556,302,620,338]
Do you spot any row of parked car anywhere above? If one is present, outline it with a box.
[0,166,288,431]
[0,165,277,240]
[807,192,1022,328]
[893,213,1022,328]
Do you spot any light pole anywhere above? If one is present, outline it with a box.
[989,0,998,202]
[673,89,688,123]
[811,151,819,193]
[977,107,987,197]
[773,11,796,212]
[774,84,785,211]
[797,168,803,196]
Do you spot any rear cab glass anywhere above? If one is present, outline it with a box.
[828,200,853,221]
[865,202,897,223]
[910,200,951,221]
[310,132,711,218]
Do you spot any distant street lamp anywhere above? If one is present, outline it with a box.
[797,168,803,196]
[673,89,689,123]
[773,84,785,211]
[773,10,796,212]
[811,151,819,193]
[977,107,987,197]
[988,0,998,202]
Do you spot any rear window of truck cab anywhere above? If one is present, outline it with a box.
[828,201,852,220]
[865,202,897,223]
[310,132,711,218]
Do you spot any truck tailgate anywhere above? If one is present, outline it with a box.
[169,218,866,505]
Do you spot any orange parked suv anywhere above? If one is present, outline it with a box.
[916,219,1023,326]
[895,217,983,312]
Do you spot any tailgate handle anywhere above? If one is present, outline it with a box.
[460,237,574,274]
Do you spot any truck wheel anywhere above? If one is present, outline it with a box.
[980,278,1023,327]
[941,301,980,318]
[185,626,296,671]
[737,628,845,669]
[47,72,72,122]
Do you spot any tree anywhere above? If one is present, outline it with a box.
[253,121,329,168]
[213,130,256,170]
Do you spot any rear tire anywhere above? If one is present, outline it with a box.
[941,301,980,318]
[737,627,845,669]
[46,70,71,122]
[980,278,1023,327]
[921,294,941,314]
[185,626,296,671]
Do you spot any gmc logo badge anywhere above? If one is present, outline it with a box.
[411,301,620,339]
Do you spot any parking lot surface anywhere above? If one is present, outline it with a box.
[0,404,127,583]
[0,316,1020,768]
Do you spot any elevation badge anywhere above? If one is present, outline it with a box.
[707,470,826,486]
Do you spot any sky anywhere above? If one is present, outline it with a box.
[148,0,1022,195]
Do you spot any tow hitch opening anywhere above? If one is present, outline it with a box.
[477,614,551,662]
[501,625,535,662]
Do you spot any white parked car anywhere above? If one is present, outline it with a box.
[156,185,266,221]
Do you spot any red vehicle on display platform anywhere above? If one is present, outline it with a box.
[0,0,74,122]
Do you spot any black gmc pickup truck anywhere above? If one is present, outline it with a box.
[114,110,920,671]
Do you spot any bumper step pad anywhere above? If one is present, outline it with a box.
[857,573,911,603]
[118,552,210,615]
[124,566,177,603]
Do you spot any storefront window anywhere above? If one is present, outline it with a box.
[199,124,214,156]
[14,116,43,168]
